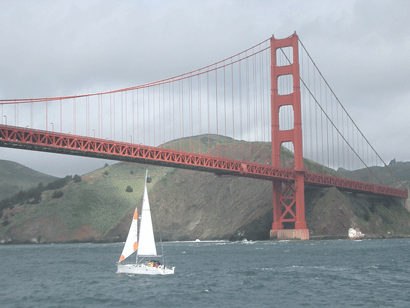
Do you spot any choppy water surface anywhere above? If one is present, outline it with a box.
[1,239,410,307]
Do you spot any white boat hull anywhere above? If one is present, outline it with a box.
[117,263,175,275]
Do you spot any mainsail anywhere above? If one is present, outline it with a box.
[119,207,139,262]
[137,171,157,257]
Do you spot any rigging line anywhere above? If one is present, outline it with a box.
[298,38,404,188]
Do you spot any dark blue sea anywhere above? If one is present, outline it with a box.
[1,239,410,307]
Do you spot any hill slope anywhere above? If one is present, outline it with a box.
[0,160,58,200]
[1,137,410,243]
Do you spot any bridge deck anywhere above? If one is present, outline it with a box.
[0,125,407,199]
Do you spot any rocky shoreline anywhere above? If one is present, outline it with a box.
[3,233,410,245]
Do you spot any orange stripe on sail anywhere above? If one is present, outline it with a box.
[133,242,138,251]
[133,208,138,220]
[119,255,125,262]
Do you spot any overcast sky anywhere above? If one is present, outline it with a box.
[0,0,409,177]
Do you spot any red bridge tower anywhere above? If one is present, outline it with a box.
[270,32,309,240]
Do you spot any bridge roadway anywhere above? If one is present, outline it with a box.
[0,125,407,199]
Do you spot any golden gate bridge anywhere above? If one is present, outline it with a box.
[0,32,407,239]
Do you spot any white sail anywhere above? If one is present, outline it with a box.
[137,172,157,257]
[119,207,139,262]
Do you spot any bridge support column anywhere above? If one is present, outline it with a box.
[269,32,309,240]
[270,180,283,232]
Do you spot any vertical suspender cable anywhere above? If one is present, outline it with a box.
[215,66,218,156]
[239,58,243,159]
[132,90,135,143]
[153,87,155,146]
[224,62,227,158]
[207,71,210,153]
[60,99,62,133]
[198,72,201,153]
[73,97,76,135]
[232,59,235,159]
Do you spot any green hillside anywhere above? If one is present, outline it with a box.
[0,135,409,244]
[0,160,58,200]
[0,162,169,243]
[340,160,410,188]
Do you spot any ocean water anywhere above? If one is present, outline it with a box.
[1,239,410,307]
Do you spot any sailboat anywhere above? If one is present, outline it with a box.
[117,170,175,275]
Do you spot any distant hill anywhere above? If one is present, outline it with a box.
[1,136,410,244]
[0,160,58,200]
[339,160,410,188]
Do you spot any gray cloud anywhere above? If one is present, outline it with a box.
[0,0,409,177]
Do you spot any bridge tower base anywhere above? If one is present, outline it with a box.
[269,229,309,240]
[270,32,309,240]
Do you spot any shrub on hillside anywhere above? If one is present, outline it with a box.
[125,186,133,193]
[52,191,64,199]
[28,195,41,204]
[73,174,82,183]
[45,176,72,190]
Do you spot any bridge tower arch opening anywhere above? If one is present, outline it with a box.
[270,32,309,240]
